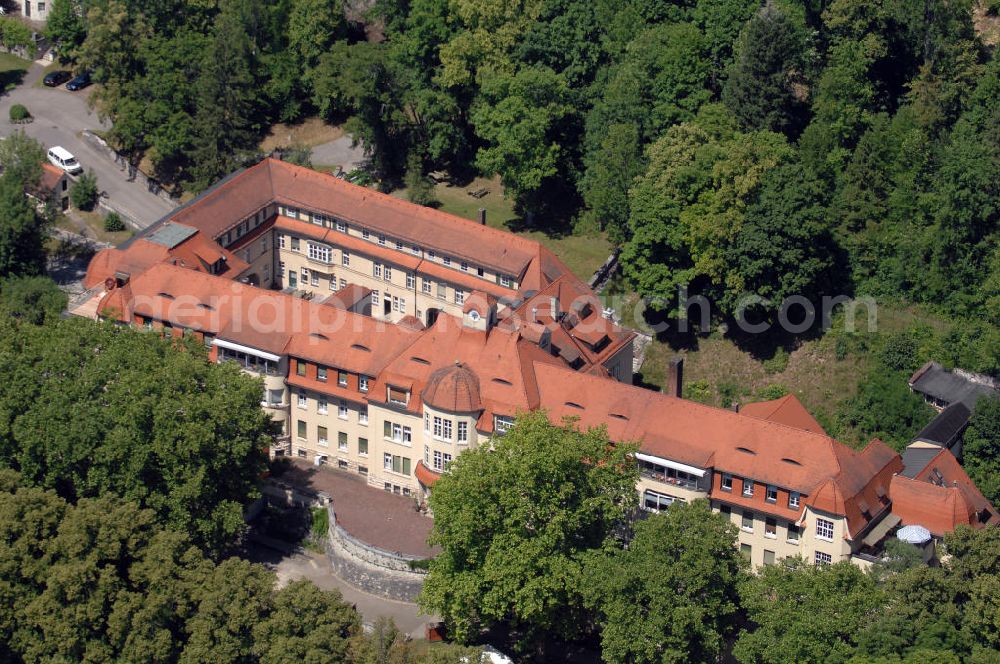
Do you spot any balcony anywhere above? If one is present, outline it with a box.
[639,467,700,491]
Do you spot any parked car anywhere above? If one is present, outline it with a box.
[66,72,91,91]
[47,146,83,175]
[43,70,72,87]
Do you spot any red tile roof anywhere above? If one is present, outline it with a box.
[422,362,483,413]
[740,395,827,435]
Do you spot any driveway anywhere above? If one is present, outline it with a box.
[245,545,432,638]
[0,62,176,228]
[310,134,366,172]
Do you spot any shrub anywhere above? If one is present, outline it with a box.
[879,332,919,372]
[9,104,29,122]
[762,348,790,374]
[310,506,329,541]
[684,380,713,404]
[70,170,98,210]
[757,383,790,400]
[103,211,125,232]
[718,381,740,408]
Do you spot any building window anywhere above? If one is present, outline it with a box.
[373,263,382,279]
[411,245,420,255]
[301,268,310,284]
[443,256,451,266]
[422,279,432,294]
[406,273,415,289]
[342,251,350,266]
[362,229,370,240]
[424,445,430,465]
[339,278,346,290]
[297,393,307,409]
[455,290,465,305]
[359,406,368,425]
[291,237,300,251]
[816,518,834,541]
[403,426,412,443]
[815,551,832,565]
[765,517,776,538]
[359,438,368,456]
[296,361,306,376]
[499,275,511,288]
[433,450,442,471]
[279,261,286,277]
[279,234,286,248]
[297,420,306,439]
[643,490,678,512]
[378,234,386,246]
[494,415,514,434]
[392,423,403,442]
[740,544,751,560]
[763,549,776,565]
[721,473,733,491]
[267,389,283,406]
[338,400,348,420]
[457,421,468,443]
[388,386,408,405]
[360,376,369,392]
[720,504,731,517]
[311,272,319,287]
[443,453,452,470]
[787,525,800,543]
[461,261,468,272]
[385,454,411,475]
[741,511,754,532]
[766,485,778,503]
[338,371,348,387]
[442,419,452,440]
[338,459,348,469]
[789,492,800,508]
[338,431,348,451]
[358,465,368,475]
[395,240,403,250]
[742,479,754,497]
[317,366,327,382]
[384,453,392,470]
[318,426,328,446]
[308,243,331,263]
[433,416,442,438]
[336,221,347,232]
[318,397,328,415]
[384,265,392,281]
[437,282,447,300]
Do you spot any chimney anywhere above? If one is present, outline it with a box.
[550,296,560,319]
[478,208,487,225]
[531,306,538,322]
[666,357,684,398]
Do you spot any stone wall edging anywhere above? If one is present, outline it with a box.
[326,504,428,575]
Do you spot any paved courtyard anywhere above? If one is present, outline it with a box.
[283,459,439,558]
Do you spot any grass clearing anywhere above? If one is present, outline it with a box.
[260,118,345,152]
[391,176,612,281]
[0,52,30,91]
[636,303,951,440]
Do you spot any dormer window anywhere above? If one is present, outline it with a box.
[388,386,408,406]
[743,479,754,497]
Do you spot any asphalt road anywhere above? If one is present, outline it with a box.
[0,61,176,228]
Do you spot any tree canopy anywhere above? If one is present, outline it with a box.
[419,410,638,651]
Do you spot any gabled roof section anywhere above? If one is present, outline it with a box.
[740,394,827,435]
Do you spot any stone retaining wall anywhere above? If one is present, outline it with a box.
[326,505,427,575]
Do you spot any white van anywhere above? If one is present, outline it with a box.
[47,146,83,175]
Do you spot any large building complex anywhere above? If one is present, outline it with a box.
[73,158,998,568]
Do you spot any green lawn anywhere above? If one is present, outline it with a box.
[56,209,133,245]
[0,52,30,92]
[392,177,613,281]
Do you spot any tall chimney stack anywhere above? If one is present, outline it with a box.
[666,357,684,398]
[478,208,487,225]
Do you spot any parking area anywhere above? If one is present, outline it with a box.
[0,61,176,228]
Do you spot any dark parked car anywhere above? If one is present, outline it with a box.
[43,70,72,87]
[66,72,92,91]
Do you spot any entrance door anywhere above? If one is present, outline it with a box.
[384,294,392,316]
